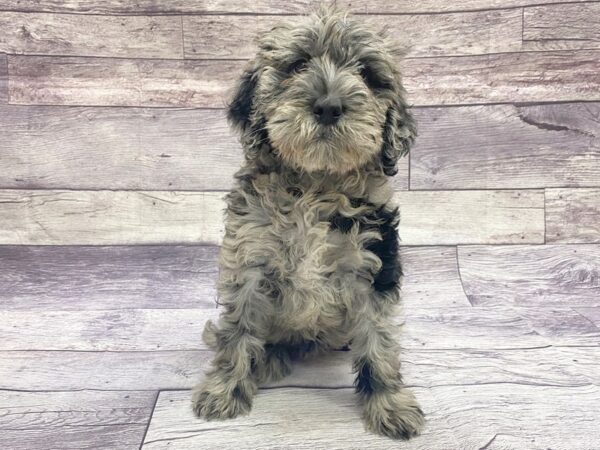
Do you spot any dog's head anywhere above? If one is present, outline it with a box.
[227,6,415,176]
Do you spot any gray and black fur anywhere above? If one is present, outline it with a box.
[192,5,424,440]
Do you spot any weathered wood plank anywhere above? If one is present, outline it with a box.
[0,189,545,245]
[458,244,600,306]
[404,49,600,106]
[0,0,588,14]
[0,104,408,191]
[0,12,183,58]
[183,10,522,59]
[8,55,241,107]
[399,247,470,308]
[431,384,600,450]
[574,306,600,327]
[546,188,600,243]
[410,103,600,189]
[0,245,219,310]
[2,345,599,392]
[0,53,7,103]
[142,385,600,449]
[0,351,210,390]
[9,50,600,107]
[0,190,226,245]
[395,190,544,245]
[143,388,454,449]
[523,3,600,51]
[0,390,153,450]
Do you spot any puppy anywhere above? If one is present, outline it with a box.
[192,6,424,440]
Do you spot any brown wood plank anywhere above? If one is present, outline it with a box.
[0,189,545,245]
[523,3,600,51]
[0,390,154,450]
[0,245,218,310]
[0,0,588,14]
[0,12,183,59]
[458,244,600,306]
[183,10,522,59]
[142,385,600,449]
[9,50,600,107]
[546,188,600,243]
[7,55,242,107]
[0,104,409,191]
[410,103,600,189]
[0,53,7,103]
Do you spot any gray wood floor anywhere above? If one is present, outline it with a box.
[1,1,599,449]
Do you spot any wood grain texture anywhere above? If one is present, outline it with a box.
[8,55,242,107]
[143,388,455,450]
[0,190,226,245]
[2,345,599,392]
[0,0,588,14]
[546,188,600,243]
[0,351,210,390]
[523,3,600,51]
[0,189,545,245]
[3,306,597,352]
[0,12,183,58]
[411,103,600,189]
[183,10,522,59]
[0,245,219,310]
[0,53,6,103]
[0,104,408,191]
[403,49,600,106]
[395,190,544,245]
[142,385,600,449]
[0,245,455,310]
[9,50,600,107]
[0,390,154,450]
[458,244,600,306]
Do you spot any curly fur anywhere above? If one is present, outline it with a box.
[192,5,424,440]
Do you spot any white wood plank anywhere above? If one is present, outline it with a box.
[0,390,155,449]
[0,0,588,14]
[410,103,600,189]
[0,189,545,245]
[143,388,454,450]
[9,50,600,107]
[395,190,544,245]
[523,3,600,51]
[183,10,522,59]
[0,105,408,191]
[546,188,600,243]
[0,12,183,58]
[458,244,600,306]
[142,384,600,449]
[0,53,7,103]
[2,306,597,353]
[0,245,219,310]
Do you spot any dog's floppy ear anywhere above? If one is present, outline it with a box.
[227,62,259,132]
[379,92,416,176]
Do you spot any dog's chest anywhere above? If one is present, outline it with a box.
[263,188,377,335]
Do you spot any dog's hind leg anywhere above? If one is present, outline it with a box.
[351,301,425,440]
[192,267,273,420]
[253,340,321,384]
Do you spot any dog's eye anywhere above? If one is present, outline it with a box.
[286,58,308,74]
[360,65,392,91]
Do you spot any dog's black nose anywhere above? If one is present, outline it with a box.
[313,96,343,125]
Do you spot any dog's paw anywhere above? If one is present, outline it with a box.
[363,389,425,440]
[191,382,252,420]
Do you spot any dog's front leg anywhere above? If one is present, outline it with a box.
[192,267,272,420]
[351,308,425,439]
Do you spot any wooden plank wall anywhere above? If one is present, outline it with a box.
[0,1,599,449]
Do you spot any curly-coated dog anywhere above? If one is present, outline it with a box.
[192,6,424,440]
